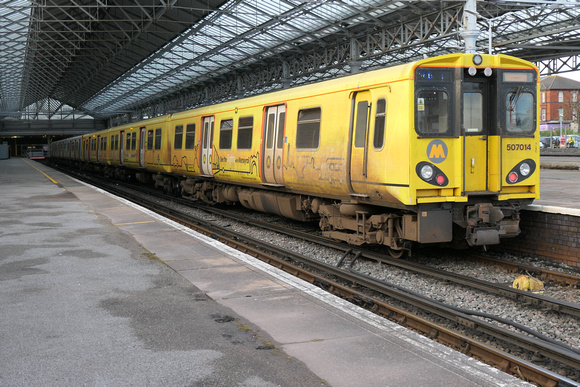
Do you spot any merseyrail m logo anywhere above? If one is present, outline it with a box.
[427,140,447,163]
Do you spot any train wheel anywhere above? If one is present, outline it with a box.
[387,247,405,259]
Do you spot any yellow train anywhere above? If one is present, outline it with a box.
[50,52,540,257]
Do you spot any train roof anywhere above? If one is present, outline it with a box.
[169,53,537,120]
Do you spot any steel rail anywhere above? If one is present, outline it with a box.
[470,253,580,287]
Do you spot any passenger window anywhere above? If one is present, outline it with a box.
[237,116,253,149]
[126,134,131,150]
[155,128,162,150]
[174,125,183,150]
[277,112,285,149]
[185,124,196,149]
[131,133,137,150]
[296,107,321,149]
[147,130,154,150]
[219,119,233,149]
[506,90,534,133]
[416,91,449,134]
[374,98,386,149]
[355,101,368,148]
[266,113,275,149]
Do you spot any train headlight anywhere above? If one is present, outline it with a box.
[468,66,477,76]
[519,162,531,177]
[473,54,483,66]
[420,164,434,180]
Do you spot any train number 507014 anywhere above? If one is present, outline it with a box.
[506,144,532,151]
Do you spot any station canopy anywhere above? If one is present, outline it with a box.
[1,0,579,131]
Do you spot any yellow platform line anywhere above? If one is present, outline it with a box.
[23,158,59,185]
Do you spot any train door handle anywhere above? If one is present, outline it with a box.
[479,135,487,140]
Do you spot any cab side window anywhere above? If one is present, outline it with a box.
[373,98,386,149]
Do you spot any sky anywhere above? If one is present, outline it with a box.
[554,71,580,82]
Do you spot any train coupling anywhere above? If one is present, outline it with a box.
[465,203,520,246]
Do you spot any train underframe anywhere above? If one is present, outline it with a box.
[176,174,526,257]
[69,161,526,258]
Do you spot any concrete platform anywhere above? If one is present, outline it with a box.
[536,156,580,210]
[1,158,531,386]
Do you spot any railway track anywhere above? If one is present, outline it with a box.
[470,254,580,288]
[178,196,580,319]
[55,167,580,386]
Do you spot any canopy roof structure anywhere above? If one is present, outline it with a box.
[1,0,579,134]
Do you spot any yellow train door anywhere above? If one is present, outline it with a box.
[262,105,285,186]
[349,90,371,196]
[463,81,495,193]
[201,116,214,176]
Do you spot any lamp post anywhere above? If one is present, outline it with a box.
[560,112,563,148]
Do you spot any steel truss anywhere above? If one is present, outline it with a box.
[116,2,580,126]
[0,0,579,130]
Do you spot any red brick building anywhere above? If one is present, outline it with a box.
[540,75,580,133]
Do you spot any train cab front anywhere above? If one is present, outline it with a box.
[413,53,539,247]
